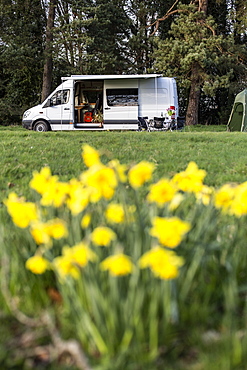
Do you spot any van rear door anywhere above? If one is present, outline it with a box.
[103,79,139,129]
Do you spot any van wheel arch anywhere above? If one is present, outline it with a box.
[33,120,51,132]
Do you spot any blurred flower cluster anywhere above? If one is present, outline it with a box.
[5,144,200,281]
[5,145,246,281]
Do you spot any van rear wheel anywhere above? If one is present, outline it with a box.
[34,121,49,132]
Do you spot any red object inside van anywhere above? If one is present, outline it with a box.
[84,111,93,122]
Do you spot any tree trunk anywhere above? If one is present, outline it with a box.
[233,0,244,44]
[185,63,202,126]
[198,0,208,13]
[41,0,57,103]
[185,0,207,126]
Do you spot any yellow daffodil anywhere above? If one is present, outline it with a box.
[105,203,125,224]
[147,178,176,206]
[108,159,127,183]
[150,216,191,248]
[53,243,97,279]
[91,226,116,246]
[228,182,247,217]
[214,183,236,212]
[45,219,68,239]
[196,185,214,206]
[40,180,69,208]
[30,218,68,245]
[66,179,90,215]
[172,162,206,193]
[63,243,97,267]
[30,221,52,245]
[25,255,50,274]
[81,213,91,229]
[4,192,39,228]
[139,246,184,279]
[100,253,134,276]
[81,164,118,201]
[82,144,101,168]
[29,167,58,195]
[53,255,80,279]
[168,193,184,211]
[128,161,155,188]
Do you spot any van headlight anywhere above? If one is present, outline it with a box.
[23,110,31,119]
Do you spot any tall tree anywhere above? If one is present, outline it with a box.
[125,0,157,73]
[0,0,45,124]
[42,0,57,102]
[184,0,208,125]
[52,0,94,78]
[153,1,246,125]
[122,0,175,73]
[207,0,229,36]
[86,0,130,74]
[232,0,247,44]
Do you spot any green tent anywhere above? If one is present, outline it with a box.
[228,89,247,132]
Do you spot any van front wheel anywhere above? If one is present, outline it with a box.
[34,121,49,132]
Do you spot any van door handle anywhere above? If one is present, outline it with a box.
[64,108,70,110]
[104,107,110,110]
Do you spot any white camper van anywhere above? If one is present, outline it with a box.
[22,74,179,132]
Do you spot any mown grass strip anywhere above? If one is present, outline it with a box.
[1,125,247,202]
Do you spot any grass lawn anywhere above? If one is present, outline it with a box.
[2,124,247,370]
[1,124,247,202]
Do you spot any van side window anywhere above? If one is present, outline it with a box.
[50,90,70,106]
[106,89,138,106]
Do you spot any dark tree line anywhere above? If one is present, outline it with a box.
[0,0,246,125]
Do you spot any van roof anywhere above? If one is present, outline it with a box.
[61,74,163,81]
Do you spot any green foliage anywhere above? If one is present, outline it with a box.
[0,0,45,124]
[152,2,247,124]
[53,0,95,77]
[208,0,229,35]
[154,4,224,87]
[125,1,156,73]
[85,0,131,74]
[0,0,45,123]
[230,0,247,44]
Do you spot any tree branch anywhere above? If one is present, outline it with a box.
[42,313,92,370]
[160,0,180,21]
[148,0,189,36]
[198,20,215,35]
